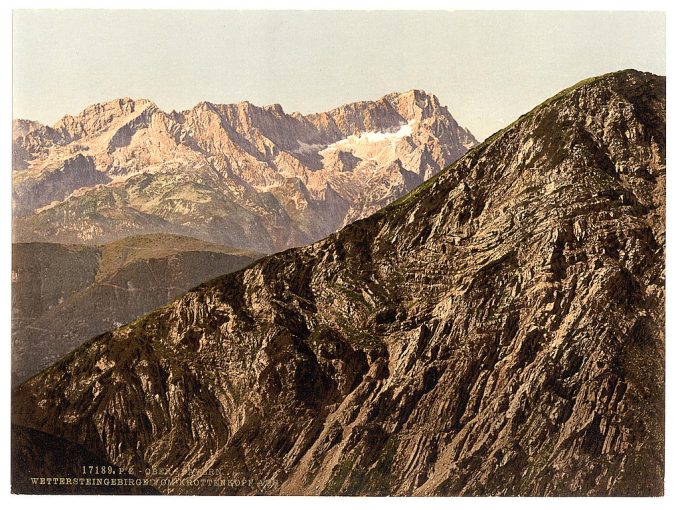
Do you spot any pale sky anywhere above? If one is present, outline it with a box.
[12,10,665,141]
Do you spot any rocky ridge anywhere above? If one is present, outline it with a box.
[12,70,665,495]
[13,91,477,253]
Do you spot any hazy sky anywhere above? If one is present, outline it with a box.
[13,10,665,140]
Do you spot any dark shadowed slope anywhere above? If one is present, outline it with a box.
[12,234,261,384]
[11,425,158,494]
[13,70,665,496]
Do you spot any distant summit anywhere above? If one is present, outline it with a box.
[13,91,477,253]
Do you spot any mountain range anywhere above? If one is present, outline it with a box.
[13,90,477,253]
[12,70,665,496]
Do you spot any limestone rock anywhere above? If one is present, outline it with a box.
[13,91,477,253]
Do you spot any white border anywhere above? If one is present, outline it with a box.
[1,1,676,510]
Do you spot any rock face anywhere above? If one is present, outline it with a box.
[12,119,44,141]
[13,91,477,253]
[13,154,111,217]
[12,70,665,496]
[12,234,261,385]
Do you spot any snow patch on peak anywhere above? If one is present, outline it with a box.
[326,120,416,150]
[317,120,417,164]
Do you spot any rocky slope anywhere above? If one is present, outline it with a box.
[12,70,665,495]
[12,234,261,385]
[13,91,477,253]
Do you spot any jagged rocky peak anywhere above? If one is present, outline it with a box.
[77,97,156,121]
[12,119,44,140]
[13,88,477,252]
[12,70,665,495]
[388,88,443,119]
[52,97,158,142]
[264,103,285,115]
